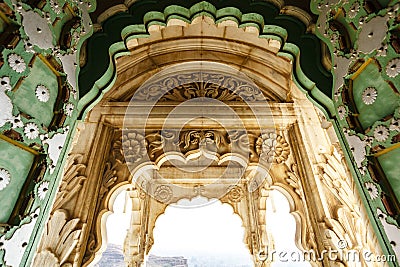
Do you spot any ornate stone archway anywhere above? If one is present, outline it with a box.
[0,1,399,266]
[32,16,384,267]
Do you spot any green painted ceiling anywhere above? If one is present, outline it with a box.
[379,148,400,206]
[0,139,35,223]
[351,61,399,130]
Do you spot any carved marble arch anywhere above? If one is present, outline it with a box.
[33,14,385,267]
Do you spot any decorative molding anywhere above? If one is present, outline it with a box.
[344,130,367,174]
[41,128,69,174]
[82,134,127,265]
[33,209,81,267]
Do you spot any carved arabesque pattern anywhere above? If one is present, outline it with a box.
[145,129,262,164]
[134,73,267,102]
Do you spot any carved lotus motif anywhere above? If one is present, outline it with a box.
[154,185,173,203]
[256,133,290,164]
[365,182,379,200]
[64,103,74,116]
[227,186,244,202]
[8,53,26,73]
[361,87,377,105]
[122,131,147,163]
[0,168,11,191]
[373,125,389,142]
[24,122,39,139]
[386,58,400,78]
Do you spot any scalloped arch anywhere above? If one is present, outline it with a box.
[77,0,334,118]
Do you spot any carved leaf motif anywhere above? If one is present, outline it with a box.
[322,206,367,257]
[134,71,269,102]
[52,154,86,211]
[178,130,229,154]
[99,162,117,200]
[33,209,81,266]
[318,147,358,211]
[285,164,303,197]
[33,250,59,266]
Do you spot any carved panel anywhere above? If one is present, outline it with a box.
[134,73,268,102]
